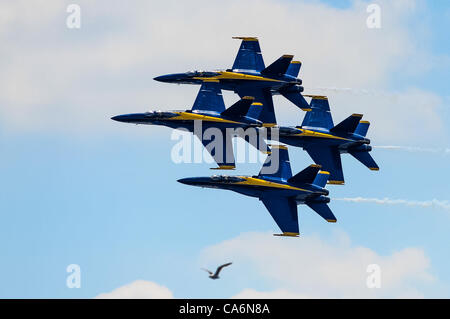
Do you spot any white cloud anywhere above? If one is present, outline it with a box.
[202,231,434,298]
[0,0,447,145]
[95,280,174,299]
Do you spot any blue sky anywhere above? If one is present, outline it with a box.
[0,0,449,298]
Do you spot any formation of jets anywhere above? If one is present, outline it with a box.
[112,37,379,237]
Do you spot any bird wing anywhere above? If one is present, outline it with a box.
[214,262,233,277]
[201,268,213,275]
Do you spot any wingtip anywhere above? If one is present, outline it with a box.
[273,232,300,237]
[232,36,258,41]
[327,180,345,185]
[211,165,236,170]
[303,94,328,100]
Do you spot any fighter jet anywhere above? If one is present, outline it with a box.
[202,262,232,280]
[270,95,379,185]
[154,37,309,126]
[178,145,336,236]
[111,80,267,169]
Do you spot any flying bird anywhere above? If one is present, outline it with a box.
[202,262,232,280]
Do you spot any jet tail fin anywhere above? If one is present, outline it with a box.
[349,151,379,171]
[330,114,363,134]
[261,55,293,77]
[246,101,263,121]
[355,121,370,137]
[285,61,302,78]
[312,171,330,188]
[288,164,321,185]
[258,145,292,180]
[301,95,334,129]
[221,96,254,120]
[232,37,265,72]
[306,202,337,223]
[192,80,226,113]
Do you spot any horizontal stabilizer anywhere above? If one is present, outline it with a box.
[288,164,321,185]
[301,96,334,129]
[261,55,293,77]
[312,171,330,188]
[286,61,301,78]
[192,81,226,114]
[355,121,370,137]
[232,37,265,72]
[306,202,337,223]
[280,91,310,111]
[330,114,363,134]
[221,96,254,119]
[349,151,379,171]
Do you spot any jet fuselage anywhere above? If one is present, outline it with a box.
[111,110,262,132]
[178,175,329,205]
[154,70,303,95]
[270,126,372,153]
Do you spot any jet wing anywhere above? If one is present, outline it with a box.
[192,81,226,114]
[232,37,265,72]
[305,146,344,185]
[235,87,276,125]
[260,196,299,236]
[194,128,236,169]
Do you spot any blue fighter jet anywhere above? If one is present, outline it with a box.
[154,37,309,125]
[111,80,268,170]
[270,95,379,185]
[178,145,336,236]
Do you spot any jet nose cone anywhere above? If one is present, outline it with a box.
[111,113,145,124]
[154,74,180,83]
[153,75,169,82]
[111,115,127,123]
[177,178,197,186]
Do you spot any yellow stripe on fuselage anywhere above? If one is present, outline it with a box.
[292,128,351,141]
[170,112,241,124]
[194,71,283,83]
[235,177,312,192]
